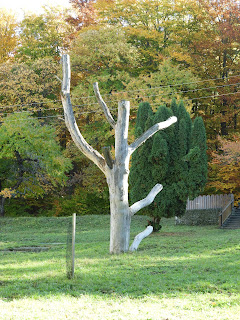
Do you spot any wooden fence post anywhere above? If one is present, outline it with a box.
[66,213,76,279]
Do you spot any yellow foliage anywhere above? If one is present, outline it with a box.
[0,9,18,63]
[0,188,15,198]
[170,51,193,65]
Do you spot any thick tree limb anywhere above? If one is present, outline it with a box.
[129,184,163,216]
[61,54,106,174]
[129,116,177,155]
[129,226,153,251]
[93,82,116,129]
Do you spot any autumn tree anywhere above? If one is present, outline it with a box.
[0,9,18,64]
[96,0,239,142]
[96,0,203,71]
[206,135,240,203]
[0,113,72,217]
[70,26,140,91]
[181,0,240,140]
[66,0,97,31]
[97,0,240,78]
[16,7,73,62]
[0,58,61,117]
[69,25,202,117]
[188,0,240,80]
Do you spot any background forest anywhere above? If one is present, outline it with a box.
[0,0,239,217]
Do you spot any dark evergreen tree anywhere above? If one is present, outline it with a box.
[187,117,208,199]
[129,100,207,231]
[130,102,154,204]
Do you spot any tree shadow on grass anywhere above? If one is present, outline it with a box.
[1,216,239,301]
[0,244,239,301]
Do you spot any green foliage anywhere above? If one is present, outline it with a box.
[3,197,53,217]
[16,7,72,62]
[188,117,208,199]
[69,25,140,105]
[130,103,154,203]
[3,187,110,217]
[130,100,207,226]
[49,188,109,217]
[0,57,60,110]
[71,26,139,77]
[0,112,72,200]
[3,198,32,217]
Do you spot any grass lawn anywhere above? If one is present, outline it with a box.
[0,215,240,319]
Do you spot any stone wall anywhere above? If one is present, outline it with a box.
[175,209,221,226]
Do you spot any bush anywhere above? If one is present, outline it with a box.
[4,188,110,217]
[49,188,110,216]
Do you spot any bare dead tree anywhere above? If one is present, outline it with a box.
[61,54,177,254]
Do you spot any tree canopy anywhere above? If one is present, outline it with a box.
[0,9,18,64]
[0,113,72,216]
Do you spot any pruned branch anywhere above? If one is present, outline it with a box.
[129,116,177,155]
[93,82,116,129]
[129,226,153,251]
[102,146,114,169]
[61,54,106,174]
[129,184,163,216]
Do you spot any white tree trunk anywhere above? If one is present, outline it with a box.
[108,100,131,253]
[61,54,177,254]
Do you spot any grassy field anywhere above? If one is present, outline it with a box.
[0,215,240,320]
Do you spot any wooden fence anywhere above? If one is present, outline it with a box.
[186,194,234,211]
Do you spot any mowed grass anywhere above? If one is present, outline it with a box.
[0,215,240,320]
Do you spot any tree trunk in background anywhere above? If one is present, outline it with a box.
[0,197,5,217]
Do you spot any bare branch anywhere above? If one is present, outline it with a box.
[93,82,116,129]
[129,226,153,251]
[129,116,177,155]
[129,184,163,216]
[55,75,62,83]
[61,54,106,174]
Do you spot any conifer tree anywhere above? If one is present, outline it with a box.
[130,102,154,204]
[130,100,207,230]
[188,117,208,199]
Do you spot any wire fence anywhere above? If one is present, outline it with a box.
[0,72,239,122]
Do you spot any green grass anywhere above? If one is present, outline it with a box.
[0,215,240,319]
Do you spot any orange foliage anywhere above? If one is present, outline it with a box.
[207,135,240,202]
[66,0,97,31]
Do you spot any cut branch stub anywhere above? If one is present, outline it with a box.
[129,226,153,252]
[102,146,114,169]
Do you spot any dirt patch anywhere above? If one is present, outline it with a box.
[152,231,196,237]
[1,246,50,252]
